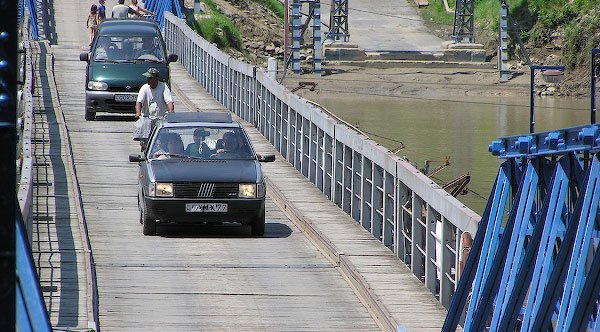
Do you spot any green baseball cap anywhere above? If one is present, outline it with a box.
[142,67,160,78]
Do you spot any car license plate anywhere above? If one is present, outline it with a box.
[185,203,228,213]
[114,94,137,102]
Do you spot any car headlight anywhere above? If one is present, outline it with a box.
[238,184,256,198]
[87,81,108,91]
[148,182,173,197]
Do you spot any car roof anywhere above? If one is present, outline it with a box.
[97,19,160,36]
[165,112,233,124]
[159,112,241,129]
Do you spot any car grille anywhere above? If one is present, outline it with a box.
[173,183,239,198]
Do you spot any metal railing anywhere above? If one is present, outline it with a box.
[17,14,35,243]
[164,13,480,308]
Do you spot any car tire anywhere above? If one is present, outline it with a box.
[85,109,96,121]
[141,204,156,236]
[251,212,265,237]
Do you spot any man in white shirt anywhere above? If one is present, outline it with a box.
[135,68,174,119]
[111,0,136,18]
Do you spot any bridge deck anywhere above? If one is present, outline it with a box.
[31,0,447,330]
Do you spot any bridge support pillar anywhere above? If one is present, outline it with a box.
[499,1,510,82]
[290,0,301,74]
[311,0,321,76]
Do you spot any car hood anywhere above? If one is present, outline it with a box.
[147,158,260,183]
[89,62,168,88]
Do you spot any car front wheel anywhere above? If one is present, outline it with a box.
[141,203,156,236]
[85,109,95,121]
[251,212,265,237]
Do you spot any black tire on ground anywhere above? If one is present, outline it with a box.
[251,213,265,236]
[141,205,156,236]
[84,109,95,121]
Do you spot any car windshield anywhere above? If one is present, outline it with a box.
[147,126,255,160]
[93,35,166,62]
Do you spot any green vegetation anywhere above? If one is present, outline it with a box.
[228,0,284,19]
[420,0,600,68]
[186,0,242,49]
[253,0,284,19]
[562,15,600,68]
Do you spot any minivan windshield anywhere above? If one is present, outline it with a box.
[93,35,166,63]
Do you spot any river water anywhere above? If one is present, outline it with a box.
[300,92,591,214]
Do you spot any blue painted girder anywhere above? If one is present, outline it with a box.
[143,0,183,29]
[468,160,540,331]
[16,209,52,332]
[442,160,518,331]
[530,153,600,331]
[444,152,600,331]
[498,155,575,331]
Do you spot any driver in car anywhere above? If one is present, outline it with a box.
[135,37,163,61]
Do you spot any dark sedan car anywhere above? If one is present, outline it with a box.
[129,112,275,236]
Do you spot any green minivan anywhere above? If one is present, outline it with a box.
[80,19,178,121]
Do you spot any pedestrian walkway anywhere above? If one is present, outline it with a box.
[320,0,445,51]
[29,40,91,330]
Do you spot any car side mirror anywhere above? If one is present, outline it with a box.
[167,53,178,63]
[257,154,275,162]
[79,52,89,62]
[129,154,146,162]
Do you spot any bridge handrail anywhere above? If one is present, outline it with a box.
[17,15,35,242]
[164,12,480,308]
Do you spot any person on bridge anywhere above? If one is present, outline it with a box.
[86,5,99,45]
[135,67,174,119]
[111,0,137,18]
[129,0,154,18]
[98,0,106,20]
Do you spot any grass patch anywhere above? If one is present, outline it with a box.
[562,15,600,68]
[253,0,284,19]
[186,0,242,49]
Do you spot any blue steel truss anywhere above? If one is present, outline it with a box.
[142,0,183,29]
[25,0,39,40]
[16,210,52,331]
[444,125,600,331]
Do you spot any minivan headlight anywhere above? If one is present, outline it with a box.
[239,184,256,198]
[148,182,173,197]
[87,81,108,91]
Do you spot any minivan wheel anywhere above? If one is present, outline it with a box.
[251,212,265,236]
[85,109,96,121]
[141,205,156,236]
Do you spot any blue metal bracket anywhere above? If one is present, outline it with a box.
[489,124,600,159]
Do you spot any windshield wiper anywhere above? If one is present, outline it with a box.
[135,58,163,63]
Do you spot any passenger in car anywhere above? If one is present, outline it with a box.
[211,132,242,159]
[185,128,211,158]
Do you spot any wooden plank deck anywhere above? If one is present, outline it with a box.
[29,41,91,330]
[43,0,382,330]
[170,60,448,330]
